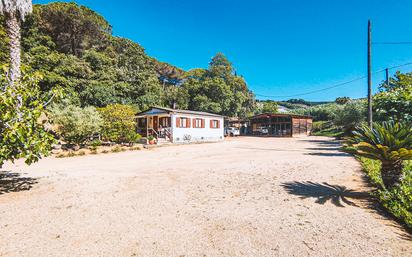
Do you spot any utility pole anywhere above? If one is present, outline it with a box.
[385,68,390,88]
[367,20,373,128]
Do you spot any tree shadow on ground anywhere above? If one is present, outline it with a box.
[305,152,349,157]
[0,172,38,195]
[281,181,369,207]
[304,139,342,146]
[304,139,348,157]
[305,147,342,151]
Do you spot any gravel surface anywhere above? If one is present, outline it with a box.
[1,136,411,257]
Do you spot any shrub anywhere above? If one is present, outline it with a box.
[97,104,141,143]
[49,104,103,145]
[360,158,412,228]
[89,139,102,150]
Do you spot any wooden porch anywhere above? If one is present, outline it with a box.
[136,115,172,142]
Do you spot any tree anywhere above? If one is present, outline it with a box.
[335,97,350,105]
[0,71,54,168]
[333,100,366,133]
[182,53,255,117]
[0,0,32,83]
[261,101,278,113]
[345,121,412,189]
[374,71,412,122]
[32,2,111,57]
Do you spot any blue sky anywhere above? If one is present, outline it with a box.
[34,0,412,101]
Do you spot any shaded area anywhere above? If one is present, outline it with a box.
[0,172,38,195]
[305,147,342,151]
[305,152,349,157]
[281,181,369,207]
[236,147,307,152]
[303,139,348,157]
[305,139,342,146]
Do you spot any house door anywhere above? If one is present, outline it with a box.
[153,116,159,131]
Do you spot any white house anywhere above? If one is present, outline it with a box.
[136,107,224,144]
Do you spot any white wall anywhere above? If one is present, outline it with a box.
[171,114,224,143]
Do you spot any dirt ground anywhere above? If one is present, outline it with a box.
[1,136,411,257]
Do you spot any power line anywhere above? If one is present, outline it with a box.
[255,61,412,99]
[255,76,367,98]
[373,41,412,45]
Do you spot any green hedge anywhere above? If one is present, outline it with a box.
[359,158,412,228]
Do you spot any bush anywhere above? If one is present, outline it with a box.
[89,139,102,150]
[49,104,103,145]
[360,158,412,228]
[97,104,141,143]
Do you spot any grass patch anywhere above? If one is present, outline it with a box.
[311,121,344,138]
[359,157,412,229]
[66,151,76,158]
[111,146,125,153]
[55,153,66,158]
[312,127,344,138]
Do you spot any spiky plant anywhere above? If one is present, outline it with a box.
[345,121,412,190]
[0,0,32,83]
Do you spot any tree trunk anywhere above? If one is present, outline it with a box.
[5,12,21,84]
[381,161,404,190]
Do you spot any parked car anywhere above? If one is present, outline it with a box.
[225,127,240,137]
[256,127,269,135]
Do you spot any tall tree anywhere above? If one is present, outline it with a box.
[0,0,32,83]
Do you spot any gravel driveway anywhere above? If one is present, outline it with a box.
[1,136,411,257]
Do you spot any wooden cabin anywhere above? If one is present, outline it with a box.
[136,107,224,144]
[248,113,313,137]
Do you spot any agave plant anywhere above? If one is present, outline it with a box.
[345,121,412,190]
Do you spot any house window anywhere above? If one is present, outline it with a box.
[210,119,220,129]
[176,117,191,128]
[137,118,146,128]
[193,118,205,128]
[159,117,170,127]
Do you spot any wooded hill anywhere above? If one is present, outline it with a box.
[0,2,256,117]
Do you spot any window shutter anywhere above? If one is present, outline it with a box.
[210,120,213,128]
[201,119,205,128]
[217,120,220,128]
[193,118,196,128]
[186,117,191,128]
[176,117,180,128]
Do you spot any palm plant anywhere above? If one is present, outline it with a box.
[345,121,412,190]
[0,0,32,83]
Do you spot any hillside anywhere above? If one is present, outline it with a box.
[0,2,255,117]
